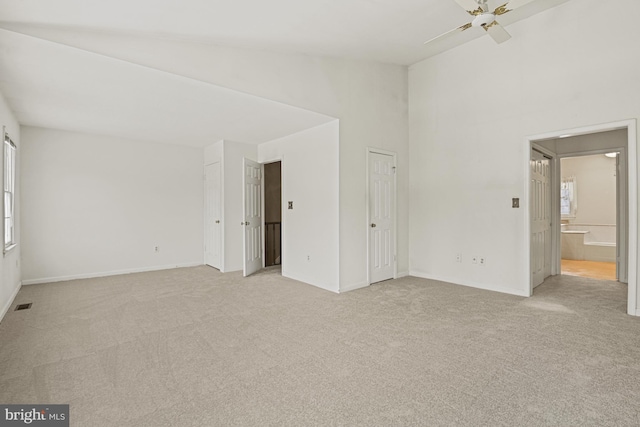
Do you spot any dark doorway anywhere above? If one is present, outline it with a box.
[264,162,282,266]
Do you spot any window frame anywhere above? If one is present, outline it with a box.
[560,175,577,219]
[3,126,16,254]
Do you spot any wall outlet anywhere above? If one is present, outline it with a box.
[154,246,160,252]
[456,253,462,263]
[472,256,478,264]
[479,257,486,266]
[307,255,311,261]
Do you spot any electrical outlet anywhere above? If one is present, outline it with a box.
[479,257,486,266]
[154,246,160,253]
[472,256,478,264]
[307,255,310,262]
[456,253,462,263]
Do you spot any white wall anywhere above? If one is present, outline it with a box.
[0,91,21,321]
[561,154,617,225]
[21,127,204,284]
[29,36,409,291]
[259,121,340,292]
[408,0,640,297]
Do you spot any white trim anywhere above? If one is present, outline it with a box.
[558,148,626,159]
[21,262,202,285]
[3,243,17,256]
[366,147,398,285]
[258,155,284,274]
[203,161,222,270]
[409,270,530,298]
[396,270,410,278]
[525,119,638,316]
[0,281,22,322]
[627,120,637,315]
[339,281,369,293]
[1,125,5,255]
[3,126,17,253]
[282,270,339,294]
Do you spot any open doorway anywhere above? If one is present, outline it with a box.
[560,153,618,281]
[527,120,637,316]
[264,161,282,267]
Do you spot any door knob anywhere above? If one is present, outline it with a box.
[215,220,220,224]
[371,223,377,228]
[241,221,250,226]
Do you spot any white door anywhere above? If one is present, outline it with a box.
[243,158,263,277]
[369,151,395,284]
[204,162,221,269]
[531,149,551,288]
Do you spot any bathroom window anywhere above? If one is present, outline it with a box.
[561,176,577,219]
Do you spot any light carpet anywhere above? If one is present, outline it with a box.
[1,266,639,426]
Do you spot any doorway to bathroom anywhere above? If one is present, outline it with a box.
[527,119,638,316]
[559,152,620,281]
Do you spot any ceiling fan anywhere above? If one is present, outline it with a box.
[425,0,535,45]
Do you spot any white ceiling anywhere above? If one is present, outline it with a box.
[0,0,572,147]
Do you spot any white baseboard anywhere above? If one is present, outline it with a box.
[0,281,22,323]
[409,270,530,297]
[339,281,369,293]
[22,263,203,285]
[281,270,339,294]
[339,271,409,293]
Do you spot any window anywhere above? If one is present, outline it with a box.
[561,176,577,219]
[3,128,16,252]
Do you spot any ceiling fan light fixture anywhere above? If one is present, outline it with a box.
[472,13,496,27]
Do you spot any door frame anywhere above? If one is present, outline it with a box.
[260,158,284,270]
[204,161,223,270]
[524,119,637,316]
[366,147,398,285]
[259,155,285,274]
[555,147,628,283]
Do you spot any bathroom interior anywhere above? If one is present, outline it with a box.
[561,152,618,281]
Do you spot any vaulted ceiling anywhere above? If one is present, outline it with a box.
[0,0,572,147]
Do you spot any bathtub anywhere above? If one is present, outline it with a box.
[561,224,616,262]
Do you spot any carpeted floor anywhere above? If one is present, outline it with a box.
[1,266,639,426]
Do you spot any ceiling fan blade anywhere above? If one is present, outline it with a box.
[501,0,536,10]
[453,0,481,11]
[424,23,473,45]
[484,21,511,44]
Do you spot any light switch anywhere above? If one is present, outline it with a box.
[512,198,520,208]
